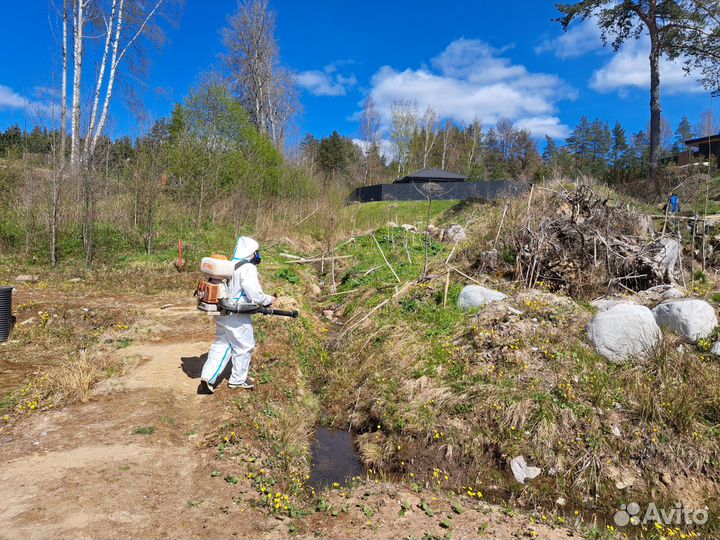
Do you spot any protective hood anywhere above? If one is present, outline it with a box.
[232,236,259,261]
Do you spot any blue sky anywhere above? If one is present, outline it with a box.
[0,1,715,148]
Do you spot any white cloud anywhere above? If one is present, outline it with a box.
[515,116,570,138]
[366,39,575,138]
[0,84,53,115]
[297,64,357,97]
[352,138,395,161]
[590,38,703,95]
[0,85,32,109]
[535,18,703,96]
[535,17,604,59]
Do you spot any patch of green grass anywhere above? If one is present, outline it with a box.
[275,267,300,285]
[0,391,18,414]
[116,337,133,349]
[133,425,156,435]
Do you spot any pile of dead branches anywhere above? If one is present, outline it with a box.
[516,185,682,297]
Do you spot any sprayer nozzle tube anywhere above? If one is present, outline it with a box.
[217,299,299,318]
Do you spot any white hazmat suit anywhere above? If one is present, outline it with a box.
[201,236,273,389]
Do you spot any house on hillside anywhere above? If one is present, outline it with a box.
[393,168,468,184]
[349,167,527,203]
[670,133,720,166]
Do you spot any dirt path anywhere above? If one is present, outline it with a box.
[0,304,580,539]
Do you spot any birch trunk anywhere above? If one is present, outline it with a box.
[86,0,119,157]
[89,0,164,159]
[70,0,84,175]
[52,0,69,266]
[441,126,449,170]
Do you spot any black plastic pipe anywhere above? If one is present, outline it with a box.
[0,286,14,342]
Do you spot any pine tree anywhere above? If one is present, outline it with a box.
[608,122,630,184]
[589,119,612,174]
[674,116,694,152]
[566,116,592,171]
[543,135,558,163]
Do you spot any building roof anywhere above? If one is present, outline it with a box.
[685,133,720,146]
[393,168,468,184]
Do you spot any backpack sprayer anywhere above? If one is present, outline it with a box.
[194,255,299,318]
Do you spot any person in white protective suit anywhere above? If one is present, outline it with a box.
[200,236,275,393]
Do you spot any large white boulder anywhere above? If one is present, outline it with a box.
[586,304,662,363]
[651,299,717,342]
[457,285,507,310]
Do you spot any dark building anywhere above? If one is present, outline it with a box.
[670,133,720,166]
[393,168,468,184]
[349,168,527,203]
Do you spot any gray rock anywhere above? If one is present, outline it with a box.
[652,299,717,342]
[711,341,720,356]
[586,304,662,363]
[661,287,684,300]
[307,284,322,296]
[444,224,466,244]
[510,455,541,484]
[457,285,507,310]
[401,224,417,232]
[15,274,38,282]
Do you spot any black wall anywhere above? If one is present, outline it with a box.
[349,180,529,203]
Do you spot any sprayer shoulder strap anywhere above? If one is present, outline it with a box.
[233,258,252,270]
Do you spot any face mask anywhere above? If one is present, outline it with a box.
[251,251,261,265]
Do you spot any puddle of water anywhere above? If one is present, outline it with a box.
[309,427,364,489]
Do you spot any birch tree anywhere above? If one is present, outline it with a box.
[390,99,418,176]
[49,0,70,266]
[440,119,452,170]
[70,0,87,175]
[359,96,381,184]
[222,0,299,150]
[420,106,438,169]
[697,108,719,137]
[466,117,482,172]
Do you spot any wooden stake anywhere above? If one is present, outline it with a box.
[404,229,411,263]
[372,234,401,283]
[443,269,450,308]
[331,251,337,293]
[446,264,483,285]
[525,184,535,228]
[494,204,509,250]
[288,255,353,264]
[691,215,697,280]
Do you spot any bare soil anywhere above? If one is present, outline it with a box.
[0,298,580,539]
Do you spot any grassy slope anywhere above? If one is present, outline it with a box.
[302,198,720,539]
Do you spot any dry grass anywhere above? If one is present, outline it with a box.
[45,350,100,404]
